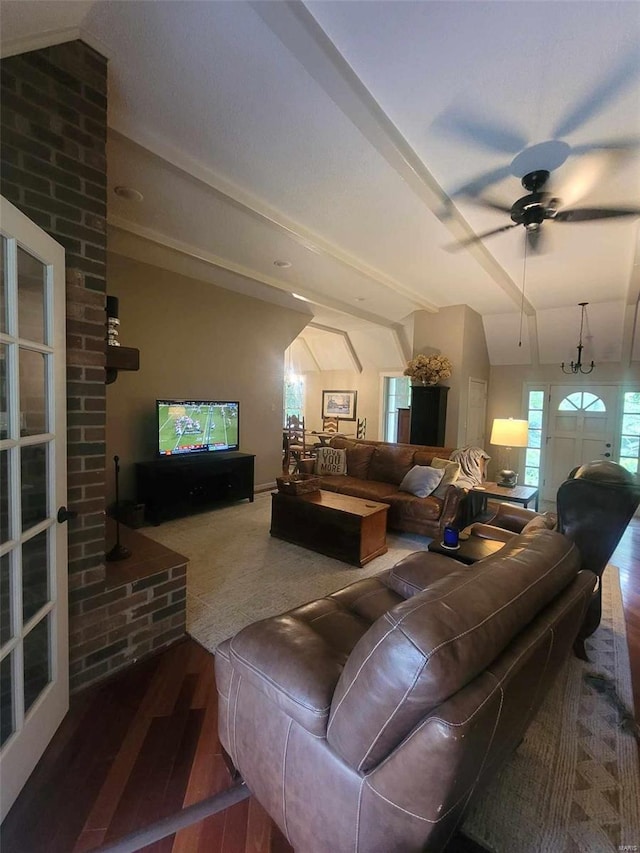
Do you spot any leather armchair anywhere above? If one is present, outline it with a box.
[556,461,639,653]
[216,533,594,852]
[463,460,640,657]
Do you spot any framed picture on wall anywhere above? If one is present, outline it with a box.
[322,390,357,421]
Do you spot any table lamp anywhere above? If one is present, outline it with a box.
[490,418,529,488]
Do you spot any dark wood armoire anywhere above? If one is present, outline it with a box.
[409,385,449,446]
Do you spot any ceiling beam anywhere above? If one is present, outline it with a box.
[107,128,436,314]
[306,322,363,373]
[252,0,535,316]
[107,218,407,329]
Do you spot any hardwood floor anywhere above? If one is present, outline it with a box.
[2,519,638,853]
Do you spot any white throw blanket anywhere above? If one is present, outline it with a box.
[451,445,491,488]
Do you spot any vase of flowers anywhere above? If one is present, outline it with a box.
[403,353,452,386]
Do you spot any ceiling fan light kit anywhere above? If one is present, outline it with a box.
[562,302,595,375]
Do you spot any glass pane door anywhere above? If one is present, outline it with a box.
[0,197,68,820]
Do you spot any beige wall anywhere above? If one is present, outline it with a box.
[411,305,490,448]
[105,254,309,503]
[303,368,382,438]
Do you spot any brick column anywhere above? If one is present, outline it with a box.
[1,41,185,691]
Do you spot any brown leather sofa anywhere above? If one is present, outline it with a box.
[216,531,595,852]
[297,437,468,538]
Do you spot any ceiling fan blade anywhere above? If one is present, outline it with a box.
[444,223,519,252]
[462,196,513,214]
[552,49,640,139]
[546,150,630,208]
[554,207,640,223]
[433,109,528,155]
[448,165,514,200]
[571,138,640,157]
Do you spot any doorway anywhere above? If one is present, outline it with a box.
[542,384,618,502]
[0,198,69,820]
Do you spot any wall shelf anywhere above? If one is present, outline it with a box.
[106,345,140,384]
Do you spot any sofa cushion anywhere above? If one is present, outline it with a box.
[317,474,353,493]
[334,479,400,502]
[386,551,465,598]
[315,446,347,475]
[399,465,444,498]
[368,445,416,485]
[383,491,443,528]
[413,450,448,466]
[430,457,462,498]
[345,443,375,478]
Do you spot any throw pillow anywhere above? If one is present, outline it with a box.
[430,457,462,498]
[346,444,375,478]
[314,446,347,476]
[399,465,444,498]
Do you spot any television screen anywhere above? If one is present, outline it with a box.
[157,399,239,456]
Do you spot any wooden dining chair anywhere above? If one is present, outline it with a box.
[284,415,314,472]
[356,417,367,439]
[322,416,339,433]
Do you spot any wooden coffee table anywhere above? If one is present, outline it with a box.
[428,536,505,565]
[270,489,388,566]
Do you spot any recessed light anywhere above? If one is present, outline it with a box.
[355,297,366,302]
[274,260,292,268]
[114,186,144,202]
[291,293,310,302]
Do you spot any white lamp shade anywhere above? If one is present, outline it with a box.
[490,418,529,448]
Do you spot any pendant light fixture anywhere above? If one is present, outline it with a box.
[561,302,595,374]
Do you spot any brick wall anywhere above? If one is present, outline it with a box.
[1,41,185,691]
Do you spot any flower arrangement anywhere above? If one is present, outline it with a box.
[403,353,452,386]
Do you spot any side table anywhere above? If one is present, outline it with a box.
[472,482,539,512]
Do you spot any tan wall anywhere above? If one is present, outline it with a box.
[411,305,490,448]
[303,369,380,438]
[459,305,491,447]
[105,254,309,503]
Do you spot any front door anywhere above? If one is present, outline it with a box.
[0,198,68,820]
[542,384,618,502]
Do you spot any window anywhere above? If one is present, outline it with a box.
[382,376,411,441]
[524,390,544,487]
[619,391,640,475]
[558,391,606,412]
[283,372,304,423]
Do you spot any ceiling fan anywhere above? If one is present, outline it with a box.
[446,168,640,252]
[436,49,640,204]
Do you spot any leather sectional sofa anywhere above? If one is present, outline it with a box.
[216,529,595,852]
[297,437,468,539]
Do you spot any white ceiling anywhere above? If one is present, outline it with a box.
[2,0,640,371]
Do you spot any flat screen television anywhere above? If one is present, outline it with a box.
[157,399,239,457]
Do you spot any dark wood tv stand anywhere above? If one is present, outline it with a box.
[136,452,255,524]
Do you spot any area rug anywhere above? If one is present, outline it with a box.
[462,562,640,853]
[143,495,639,852]
[142,491,428,651]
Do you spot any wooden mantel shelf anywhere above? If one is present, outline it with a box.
[106,345,139,384]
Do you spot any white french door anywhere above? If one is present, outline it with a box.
[0,198,68,820]
[542,383,618,502]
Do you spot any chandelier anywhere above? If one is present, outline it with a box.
[561,302,595,375]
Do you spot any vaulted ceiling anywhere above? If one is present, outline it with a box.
[2,0,640,371]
